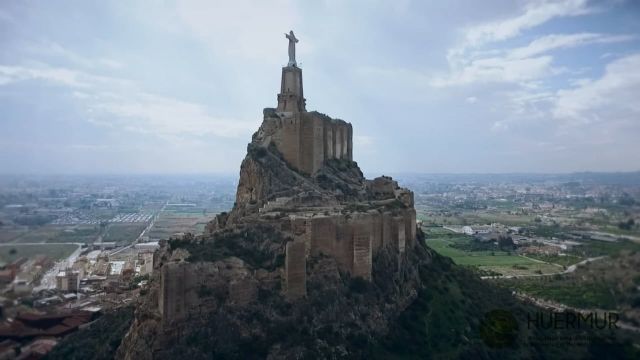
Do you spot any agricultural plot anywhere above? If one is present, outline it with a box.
[0,243,78,263]
[147,209,212,240]
[11,225,100,244]
[424,235,551,276]
[0,229,27,243]
[103,223,147,246]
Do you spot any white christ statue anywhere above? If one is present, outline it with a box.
[285,30,298,67]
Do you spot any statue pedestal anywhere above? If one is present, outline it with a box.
[277,66,306,113]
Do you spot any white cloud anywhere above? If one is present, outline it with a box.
[95,92,256,140]
[435,1,624,88]
[507,33,634,59]
[435,33,633,87]
[26,41,126,70]
[553,53,640,124]
[0,65,91,88]
[0,63,255,140]
[431,55,554,87]
[462,0,591,48]
[173,0,304,63]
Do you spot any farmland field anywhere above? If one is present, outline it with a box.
[10,225,100,244]
[0,243,78,263]
[147,209,212,240]
[103,223,147,246]
[422,226,555,276]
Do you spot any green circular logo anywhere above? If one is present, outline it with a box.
[479,309,519,348]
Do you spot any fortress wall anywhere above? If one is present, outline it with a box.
[159,262,206,327]
[299,115,316,174]
[335,125,343,159]
[346,124,353,160]
[160,263,184,324]
[335,219,354,272]
[342,123,349,158]
[285,241,307,299]
[352,219,372,280]
[312,116,326,173]
[325,123,334,159]
[310,216,336,256]
[404,209,417,248]
[369,211,383,253]
[393,216,406,254]
[382,212,393,247]
[277,116,301,171]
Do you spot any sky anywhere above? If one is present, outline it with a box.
[0,0,639,176]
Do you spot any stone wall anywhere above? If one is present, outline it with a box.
[285,241,307,299]
[283,208,418,297]
[159,262,189,326]
[159,259,254,327]
[260,112,353,175]
[352,219,372,280]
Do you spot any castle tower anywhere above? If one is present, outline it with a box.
[277,66,306,113]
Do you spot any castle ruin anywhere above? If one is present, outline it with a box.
[157,31,419,322]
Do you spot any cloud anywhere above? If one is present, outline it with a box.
[431,55,555,87]
[94,92,256,140]
[553,53,640,125]
[26,41,125,70]
[173,0,303,63]
[434,33,634,87]
[0,64,92,88]
[435,1,626,88]
[0,63,255,141]
[507,33,634,59]
[461,0,592,48]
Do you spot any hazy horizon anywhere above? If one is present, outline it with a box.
[2,0,640,175]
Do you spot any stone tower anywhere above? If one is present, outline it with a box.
[277,66,306,113]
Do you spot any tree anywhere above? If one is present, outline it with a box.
[498,236,515,251]
[618,219,635,230]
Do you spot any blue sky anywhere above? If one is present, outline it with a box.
[0,0,639,175]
